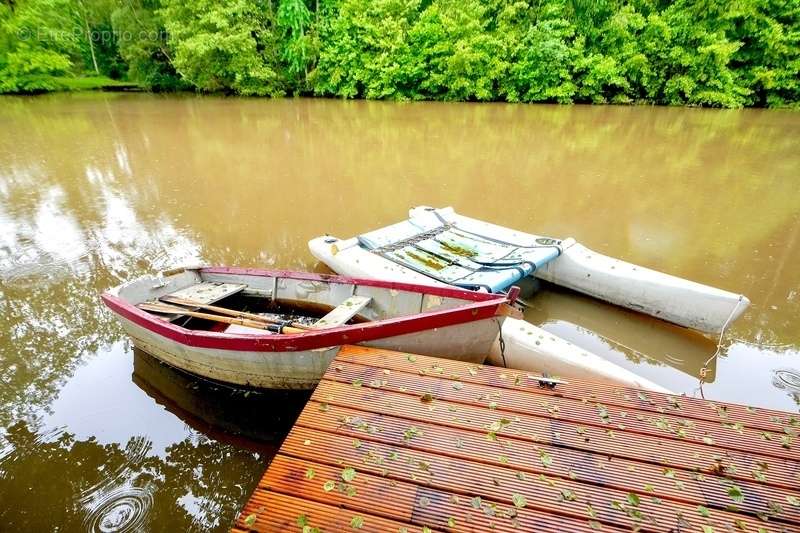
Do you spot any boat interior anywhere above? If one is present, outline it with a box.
[114,268,485,335]
[357,215,561,293]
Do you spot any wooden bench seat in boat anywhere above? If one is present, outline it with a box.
[311,295,372,328]
[222,295,372,335]
[167,282,246,304]
[157,282,247,322]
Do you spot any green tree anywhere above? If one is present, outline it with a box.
[0,0,797,106]
[406,0,506,101]
[711,0,799,107]
[313,0,420,99]
[277,0,315,91]
[159,0,284,95]
[582,6,648,103]
[657,2,750,107]
[0,0,77,92]
[498,3,580,103]
[74,0,126,79]
[110,0,183,90]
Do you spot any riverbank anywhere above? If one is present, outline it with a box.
[0,76,142,95]
[2,1,798,108]
[54,76,142,92]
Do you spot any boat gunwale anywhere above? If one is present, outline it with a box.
[101,267,510,353]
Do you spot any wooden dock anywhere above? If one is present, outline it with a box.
[233,345,800,532]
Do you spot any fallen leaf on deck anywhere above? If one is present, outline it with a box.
[512,493,527,508]
[341,467,356,482]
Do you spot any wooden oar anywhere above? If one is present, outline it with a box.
[138,302,306,334]
[159,295,312,331]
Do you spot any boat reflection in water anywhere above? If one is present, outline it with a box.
[527,282,720,383]
[132,348,310,453]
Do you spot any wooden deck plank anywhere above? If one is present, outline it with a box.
[289,411,800,523]
[233,345,800,533]
[324,359,795,460]
[336,345,797,434]
[282,424,800,529]
[235,490,437,532]
[310,380,800,490]
[262,454,629,533]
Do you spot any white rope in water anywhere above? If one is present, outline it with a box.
[696,295,747,398]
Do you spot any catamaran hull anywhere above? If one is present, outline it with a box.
[308,236,671,392]
[534,241,749,334]
[408,206,749,334]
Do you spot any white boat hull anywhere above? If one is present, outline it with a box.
[119,314,497,389]
[487,318,671,391]
[410,206,749,334]
[104,267,511,390]
[309,235,671,392]
[535,241,749,334]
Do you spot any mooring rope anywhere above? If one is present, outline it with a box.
[695,295,747,399]
[495,318,508,368]
[372,224,453,253]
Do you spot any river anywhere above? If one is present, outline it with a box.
[0,93,798,531]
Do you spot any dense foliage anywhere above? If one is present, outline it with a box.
[1,0,797,106]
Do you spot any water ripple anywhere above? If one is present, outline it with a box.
[79,438,148,498]
[78,436,154,532]
[773,368,800,393]
[83,485,153,533]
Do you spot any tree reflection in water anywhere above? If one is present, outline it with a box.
[0,348,308,531]
[0,418,261,531]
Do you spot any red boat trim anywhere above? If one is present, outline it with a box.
[102,268,508,353]
[201,267,499,302]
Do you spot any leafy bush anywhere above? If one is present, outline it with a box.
[501,14,580,104]
[110,0,185,91]
[405,0,505,101]
[312,0,420,99]
[277,0,315,91]
[0,0,76,93]
[159,0,284,96]
[1,0,797,107]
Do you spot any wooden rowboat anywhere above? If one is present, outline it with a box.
[102,267,514,389]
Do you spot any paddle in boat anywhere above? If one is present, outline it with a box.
[309,206,750,391]
[102,267,515,389]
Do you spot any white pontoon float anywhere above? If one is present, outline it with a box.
[309,206,750,391]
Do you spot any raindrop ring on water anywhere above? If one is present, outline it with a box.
[84,486,153,533]
[773,368,800,393]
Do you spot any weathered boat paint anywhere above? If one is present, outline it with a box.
[102,268,510,389]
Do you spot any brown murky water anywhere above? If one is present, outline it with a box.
[0,93,798,530]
